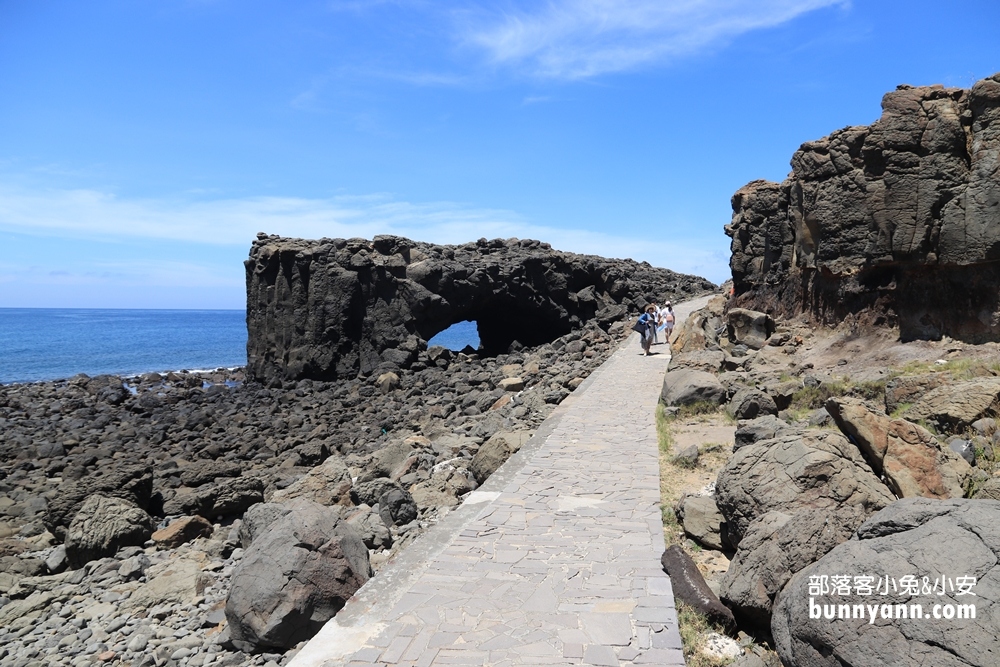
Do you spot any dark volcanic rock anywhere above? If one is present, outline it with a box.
[163,476,265,520]
[225,500,371,651]
[727,73,1000,343]
[64,495,156,568]
[245,235,714,382]
[719,506,868,629]
[45,464,153,541]
[772,498,1000,667]
[660,545,735,629]
[715,431,894,547]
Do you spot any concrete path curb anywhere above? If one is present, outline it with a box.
[288,295,714,667]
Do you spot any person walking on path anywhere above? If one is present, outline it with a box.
[637,305,657,356]
[649,301,659,345]
[663,301,675,344]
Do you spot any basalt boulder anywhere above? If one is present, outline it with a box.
[64,495,156,568]
[163,476,265,520]
[225,500,372,652]
[44,464,153,541]
[826,397,971,499]
[727,308,774,350]
[715,431,894,547]
[660,369,726,408]
[772,498,1000,667]
[270,455,353,507]
[720,505,869,629]
[901,377,1000,433]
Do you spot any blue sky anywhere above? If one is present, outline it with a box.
[1,1,997,309]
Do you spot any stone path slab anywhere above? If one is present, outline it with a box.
[289,296,713,667]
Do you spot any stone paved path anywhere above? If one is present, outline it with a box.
[289,296,713,667]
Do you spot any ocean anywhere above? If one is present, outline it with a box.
[0,310,483,385]
[0,309,248,385]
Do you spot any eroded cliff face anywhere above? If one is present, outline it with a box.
[245,235,715,383]
[727,72,1000,342]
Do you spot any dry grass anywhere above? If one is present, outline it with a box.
[899,357,1000,379]
[657,405,738,667]
[676,602,736,667]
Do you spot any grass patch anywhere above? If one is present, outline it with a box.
[673,400,728,420]
[677,601,737,667]
[656,403,682,547]
[657,403,739,664]
[889,402,913,419]
[785,377,891,420]
[898,358,1000,380]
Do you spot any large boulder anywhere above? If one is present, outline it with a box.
[271,455,353,506]
[660,369,726,408]
[734,415,799,451]
[826,397,971,499]
[470,431,531,484]
[668,350,726,374]
[238,502,293,549]
[178,460,244,488]
[357,441,415,483]
[351,479,405,508]
[163,476,265,519]
[902,377,1000,433]
[772,498,1000,667]
[884,373,951,415]
[345,507,393,551]
[727,388,779,420]
[44,464,153,540]
[409,464,476,508]
[715,431,894,547]
[377,488,418,527]
[125,553,212,610]
[676,495,730,551]
[225,500,372,652]
[64,495,156,568]
[972,478,1000,500]
[670,296,726,355]
[727,308,774,350]
[151,515,214,549]
[719,506,868,628]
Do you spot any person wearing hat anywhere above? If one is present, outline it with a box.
[637,305,657,356]
[649,301,660,345]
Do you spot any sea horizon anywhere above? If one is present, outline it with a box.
[0,308,480,385]
[0,308,249,385]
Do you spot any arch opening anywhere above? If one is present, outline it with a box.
[427,320,481,353]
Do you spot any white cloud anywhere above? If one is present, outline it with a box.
[463,0,847,79]
[0,186,729,282]
[0,258,243,289]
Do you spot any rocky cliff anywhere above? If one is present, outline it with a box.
[726,72,1000,342]
[245,235,715,383]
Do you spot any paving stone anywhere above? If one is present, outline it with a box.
[582,644,619,666]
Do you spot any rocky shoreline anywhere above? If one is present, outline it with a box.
[0,291,711,667]
[660,298,1000,666]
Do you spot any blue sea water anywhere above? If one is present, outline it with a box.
[0,309,247,384]
[427,320,480,351]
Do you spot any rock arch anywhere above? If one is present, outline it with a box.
[245,234,714,383]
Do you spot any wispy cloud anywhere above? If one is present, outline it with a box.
[0,258,242,293]
[463,0,848,79]
[0,186,729,281]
